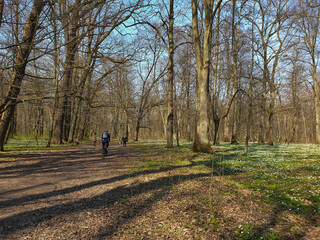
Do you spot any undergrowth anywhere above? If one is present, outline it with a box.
[130,140,320,239]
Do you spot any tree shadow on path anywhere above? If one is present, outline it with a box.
[0,172,209,237]
[0,143,242,238]
[0,162,198,210]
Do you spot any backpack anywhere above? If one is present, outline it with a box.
[102,132,109,139]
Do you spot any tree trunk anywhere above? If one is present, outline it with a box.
[166,0,174,148]
[185,46,192,142]
[223,40,232,142]
[231,0,240,145]
[194,69,210,151]
[259,48,268,144]
[291,60,298,143]
[53,0,80,144]
[213,112,220,145]
[174,83,180,147]
[276,116,281,142]
[212,5,220,145]
[69,99,80,143]
[176,111,180,147]
[266,83,275,145]
[135,120,141,141]
[125,113,129,138]
[69,62,94,142]
[191,0,222,152]
[284,114,288,143]
[78,106,90,140]
[160,105,167,138]
[0,0,45,151]
[313,70,320,144]
[245,14,254,154]
[46,9,60,147]
[0,0,4,27]
[303,112,308,143]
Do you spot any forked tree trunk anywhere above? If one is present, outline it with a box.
[0,0,45,151]
[191,0,222,152]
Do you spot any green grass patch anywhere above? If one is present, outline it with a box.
[210,143,320,218]
[130,141,319,238]
[129,141,199,174]
[0,139,82,162]
[130,142,320,211]
[1,138,81,152]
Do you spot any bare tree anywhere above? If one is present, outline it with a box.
[134,41,167,141]
[166,0,174,148]
[0,0,46,151]
[211,3,221,145]
[175,41,195,142]
[245,4,255,154]
[252,0,294,145]
[52,0,81,144]
[230,0,240,144]
[191,0,222,152]
[301,1,320,144]
[46,3,61,147]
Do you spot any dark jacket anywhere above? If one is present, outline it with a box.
[102,132,110,142]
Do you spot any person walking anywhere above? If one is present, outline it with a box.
[101,130,110,155]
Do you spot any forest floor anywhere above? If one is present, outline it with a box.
[0,140,319,240]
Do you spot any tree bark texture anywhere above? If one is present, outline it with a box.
[245,12,254,154]
[302,6,320,144]
[47,8,60,147]
[166,0,174,148]
[312,69,320,144]
[0,0,45,151]
[53,0,80,144]
[192,0,219,152]
[135,118,141,141]
[231,0,240,144]
[259,49,268,144]
[212,5,220,145]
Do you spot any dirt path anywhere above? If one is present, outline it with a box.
[0,142,143,239]
[2,142,318,239]
[1,142,213,240]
